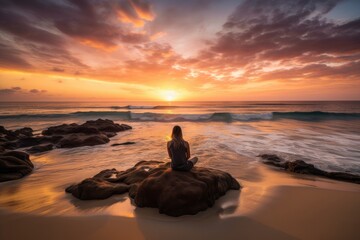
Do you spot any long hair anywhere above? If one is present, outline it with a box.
[171,125,185,149]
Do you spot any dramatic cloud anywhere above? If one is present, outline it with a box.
[0,0,359,100]
[0,0,154,72]
[178,0,360,86]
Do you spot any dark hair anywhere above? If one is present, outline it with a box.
[171,125,185,148]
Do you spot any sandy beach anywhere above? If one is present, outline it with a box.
[1,162,359,240]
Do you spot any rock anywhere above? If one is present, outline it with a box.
[14,127,33,137]
[0,126,33,141]
[66,175,130,200]
[0,151,34,182]
[26,144,54,153]
[0,126,7,134]
[0,119,132,152]
[258,154,360,184]
[111,141,136,146]
[42,124,100,135]
[42,119,132,136]
[16,136,43,148]
[57,134,109,148]
[66,161,241,216]
[82,119,132,132]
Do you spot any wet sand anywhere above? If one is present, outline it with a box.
[1,164,359,240]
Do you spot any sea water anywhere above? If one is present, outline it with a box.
[0,101,359,215]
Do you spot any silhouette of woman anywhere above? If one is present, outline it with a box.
[167,125,198,171]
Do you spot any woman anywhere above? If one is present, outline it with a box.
[167,125,198,171]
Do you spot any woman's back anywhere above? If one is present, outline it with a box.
[168,140,188,168]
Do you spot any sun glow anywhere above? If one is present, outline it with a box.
[163,90,177,101]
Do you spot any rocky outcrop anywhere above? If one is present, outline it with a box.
[0,119,132,152]
[258,154,360,184]
[0,126,33,142]
[26,144,54,154]
[0,150,34,182]
[66,161,241,216]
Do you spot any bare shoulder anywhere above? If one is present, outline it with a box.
[167,141,172,147]
[184,141,190,147]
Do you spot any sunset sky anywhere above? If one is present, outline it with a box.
[0,0,359,101]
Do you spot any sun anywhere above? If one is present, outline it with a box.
[163,90,176,101]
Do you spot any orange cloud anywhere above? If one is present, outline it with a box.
[130,0,155,21]
[79,39,119,52]
[117,10,145,27]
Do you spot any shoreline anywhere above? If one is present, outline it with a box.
[1,163,360,240]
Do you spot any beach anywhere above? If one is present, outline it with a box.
[1,101,360,239]
[1,164,359,240]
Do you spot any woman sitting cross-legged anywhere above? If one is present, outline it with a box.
[167,125,198,171]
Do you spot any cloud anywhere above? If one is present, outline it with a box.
[0,42,32,69]
[182,0,360,84]
[29,89,39,93]
[0,86,22,95]
[29,88,47,94]
[0,9,64,46]
[52,67,65,72]
[0,86,47,96]
[117,0,155,27]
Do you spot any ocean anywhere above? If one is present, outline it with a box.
[0,101,360,215]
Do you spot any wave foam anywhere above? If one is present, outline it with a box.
[1,111,359,122]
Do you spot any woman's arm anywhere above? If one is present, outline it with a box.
[167,141,172,159]
[185,141,190,160]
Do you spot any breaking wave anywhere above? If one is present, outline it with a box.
[1,111,360,122]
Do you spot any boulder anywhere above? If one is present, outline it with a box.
[57,134,109,148]
[0,126,34,142]
[66,161,241,216]
[14,127,33,137]
[0,119,132,152]
[42,119,132,136]
[258,154,360,184]
[0,151,34,182]
[26,144,54,153]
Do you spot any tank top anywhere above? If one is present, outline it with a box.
[169,141,187,168]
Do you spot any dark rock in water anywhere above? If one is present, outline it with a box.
[42,124,100,136]
[0,141,18,150]
[0,119,132,152]
[65,161,241,216]
[82,119,132,133]
[16,136,43,148]
[66,177,130,200]
[57,134,109,148]
[26,144,54,153]
[14,127,33,137]
[0,126,34,142]
[0,151,34,182]
[258,154,360,184]
[111,141,136,146]
[42,119,132,136]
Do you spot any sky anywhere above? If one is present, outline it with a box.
[0,0,359,101]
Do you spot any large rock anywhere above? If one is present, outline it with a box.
[258,154,360,184]
[66,161,241,216]
[41,119,131,148]
[0,151,34,182]
[42,119,131,136]
[57,134,109,148]
[0,119,132,151]
[26,144,54,154]
[0,126,33,142]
